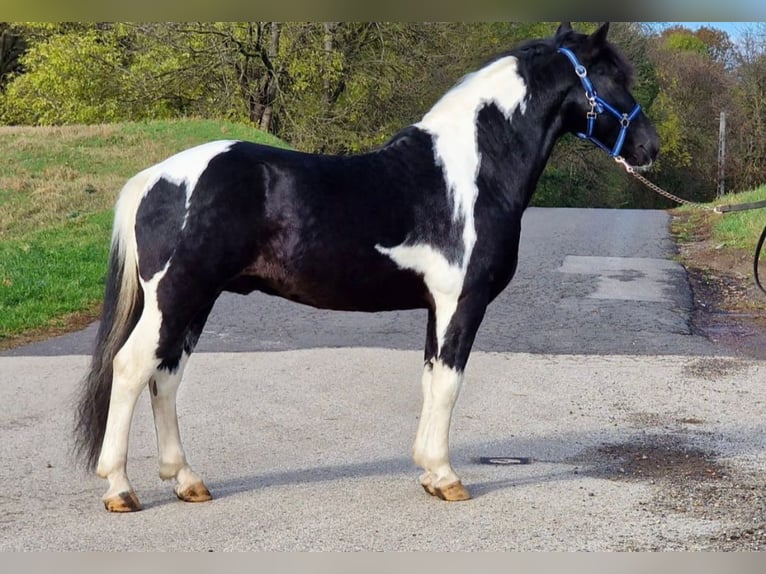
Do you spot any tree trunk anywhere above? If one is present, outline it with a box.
[322,22,337,108]
[0,25,26,90]
[258,22,280,132]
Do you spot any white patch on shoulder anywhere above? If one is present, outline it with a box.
[376,244,462,295]
[377,57,527,353]
[375,244,461,350]
[415,56,528,271]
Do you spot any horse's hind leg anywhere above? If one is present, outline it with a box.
[150,358,211,502]
[97,311,163,512]
[149,303,215,503]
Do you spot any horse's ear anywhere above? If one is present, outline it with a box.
[588,22,610,47]
[555,22,572,40]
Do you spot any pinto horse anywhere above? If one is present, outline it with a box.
[75,22,659,512]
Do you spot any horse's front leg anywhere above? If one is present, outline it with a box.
[413,291,488,501]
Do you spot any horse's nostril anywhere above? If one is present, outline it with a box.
[638,142,659,161]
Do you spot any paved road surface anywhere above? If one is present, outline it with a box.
[3,208,765,551]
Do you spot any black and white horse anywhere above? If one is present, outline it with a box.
[75,22,659,511]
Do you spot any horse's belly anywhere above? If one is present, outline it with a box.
[228,256,429,312]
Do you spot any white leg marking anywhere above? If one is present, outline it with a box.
[96,270,166,500]
[375,244,465,486]
[150,353,207,497]
[413,361,434,467]
[416,360,465,487]
[96,317,160,499]
[151,353,189,479]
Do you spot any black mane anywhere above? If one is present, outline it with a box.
[506,28,635,88]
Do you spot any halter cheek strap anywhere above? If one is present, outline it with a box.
[557,47,642,159]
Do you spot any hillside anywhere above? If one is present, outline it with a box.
[0,119,288,347]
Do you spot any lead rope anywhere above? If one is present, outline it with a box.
[613,156,766,295]
[754,223,766,295]
[614,157,716,211]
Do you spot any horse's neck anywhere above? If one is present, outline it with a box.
[414,54,566,210]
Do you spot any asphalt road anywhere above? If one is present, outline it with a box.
[3,207,765,551]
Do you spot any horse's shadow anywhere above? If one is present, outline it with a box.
[138,440,585,510]
[137,422,763,511]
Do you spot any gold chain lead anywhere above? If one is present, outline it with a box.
[613,157,717,212]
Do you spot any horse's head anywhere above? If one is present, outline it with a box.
[554,22,659,169]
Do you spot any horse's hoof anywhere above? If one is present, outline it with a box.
[103,490,143,512]
[175,481,212,503]
[433,481,471,502]
[421,482,437,496]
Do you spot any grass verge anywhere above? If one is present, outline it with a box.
[671,184,766,313]
[0,211,112,347]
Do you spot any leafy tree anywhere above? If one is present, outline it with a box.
[8,21,766,209]
[2,26,128,124]
[727,25,766,192]
[280,22,456,152]
[644,27,732,203]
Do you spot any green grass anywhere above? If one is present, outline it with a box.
[709,185,766,250]
[674,184,766,251]
[0,211,112,338]
[0,119,288,345]
[0,119,288,237]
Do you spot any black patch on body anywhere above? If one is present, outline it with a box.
[147,132,468,370]
[135,179,188,281]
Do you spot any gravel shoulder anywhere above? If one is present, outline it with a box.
[670,208,766,361]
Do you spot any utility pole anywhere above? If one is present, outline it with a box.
[717,111,726,197]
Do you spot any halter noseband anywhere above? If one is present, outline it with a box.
[557,47,641,159]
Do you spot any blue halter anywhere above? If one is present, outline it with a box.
[557,47,642,159]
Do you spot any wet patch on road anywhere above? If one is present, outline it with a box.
[571,434,728,483]
[570,433,766,550]
[558,255,685,303]
[682,357,750,380]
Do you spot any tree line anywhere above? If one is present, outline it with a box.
[2,21,765,208]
